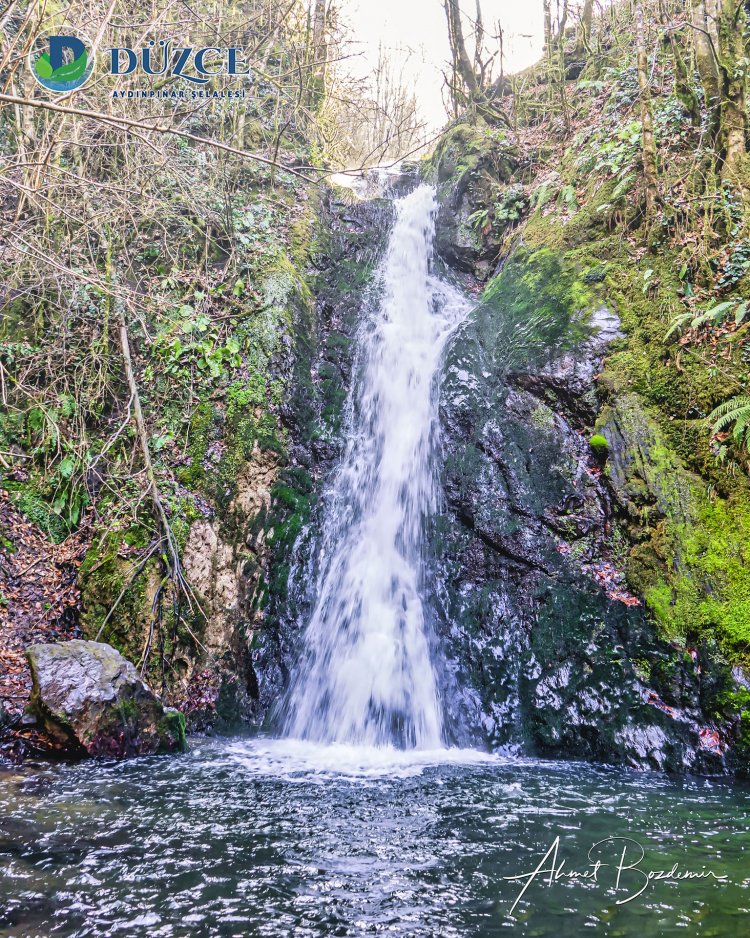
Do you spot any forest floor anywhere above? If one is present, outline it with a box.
[0,488,89,759]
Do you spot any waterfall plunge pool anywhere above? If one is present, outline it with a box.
[1,737,748,937]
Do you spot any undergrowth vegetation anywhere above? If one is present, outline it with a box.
[0,0,351,696]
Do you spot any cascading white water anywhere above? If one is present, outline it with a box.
[282,185,469,749]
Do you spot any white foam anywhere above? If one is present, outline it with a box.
[220,738,502,782]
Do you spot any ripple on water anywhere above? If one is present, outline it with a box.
[1,737,749,937]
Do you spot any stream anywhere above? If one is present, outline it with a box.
[1,186,749,937]
[1,741,749,936]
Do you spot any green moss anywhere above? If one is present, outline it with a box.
[335,258,374,292]
[596,395,750,658]
[477,246,592,370]
[589,434,610,459]
[176,400,216,490]
[731,707,750,778]
[261,470,314,603]
[426,120,517,189]
[3,479,71,544]
[160,708,187,751]
[116,696,139,721]
[650,493,750,658]
[530,403,556,430]
[583,264,608,284]
[78,529,156,667]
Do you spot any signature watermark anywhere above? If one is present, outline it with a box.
[503,836,730,915]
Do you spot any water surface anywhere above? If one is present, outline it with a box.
[1,738,748,937]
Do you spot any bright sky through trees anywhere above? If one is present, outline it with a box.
[340,0,545,129]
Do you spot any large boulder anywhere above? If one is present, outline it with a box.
[26,640,186,757]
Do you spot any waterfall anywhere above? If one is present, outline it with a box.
[282,184,469,749]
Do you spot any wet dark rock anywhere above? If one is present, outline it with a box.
[509,306,622,426]
[26,640,186,758]
[429,123,521,278]
[432,279,726,773]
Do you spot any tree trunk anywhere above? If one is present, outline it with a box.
[717,0,748,186]
[635,1,659,222]
[310,0,327,107]
[659,0,700,123]
[474,0,485,85]
[560,0,570,115]
[692,0,721,143]
[575,0,594,57]
[543,0,553,60]
[444,0,480,100]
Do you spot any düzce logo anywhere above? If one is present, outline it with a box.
[31,34,93,92]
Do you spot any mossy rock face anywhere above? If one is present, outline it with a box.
[598,393,750,658]
[26,640,186,757]
[729,702,750,779]
[2,477,77,544]
[429,208,736,770]
[428,120,521,277]
[78,529,168,680]
[476,247,592,370]
[427,120,518,189]
[426,86,750,772]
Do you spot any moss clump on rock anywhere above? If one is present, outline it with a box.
[589,434,610,459]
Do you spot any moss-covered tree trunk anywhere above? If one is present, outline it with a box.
[692,0,722,144]
[716,0,749,189]
[635,1,659,222]
[659,0,700,123]
[575,0,594,57]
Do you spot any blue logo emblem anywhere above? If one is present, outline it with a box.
[31,34,93,92]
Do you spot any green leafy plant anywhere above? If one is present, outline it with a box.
[468,208,490,231]
[494,184,529,224]
[665,299,748,340]
[710,396,750,453]
[716,240,750,291]
[559,184,578,212]
[530,178,559,210]
[594,121,641,177]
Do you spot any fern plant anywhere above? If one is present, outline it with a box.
[665,299,747,341]
[710,396,750,452]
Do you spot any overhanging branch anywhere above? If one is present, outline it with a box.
[0,93,317,182]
